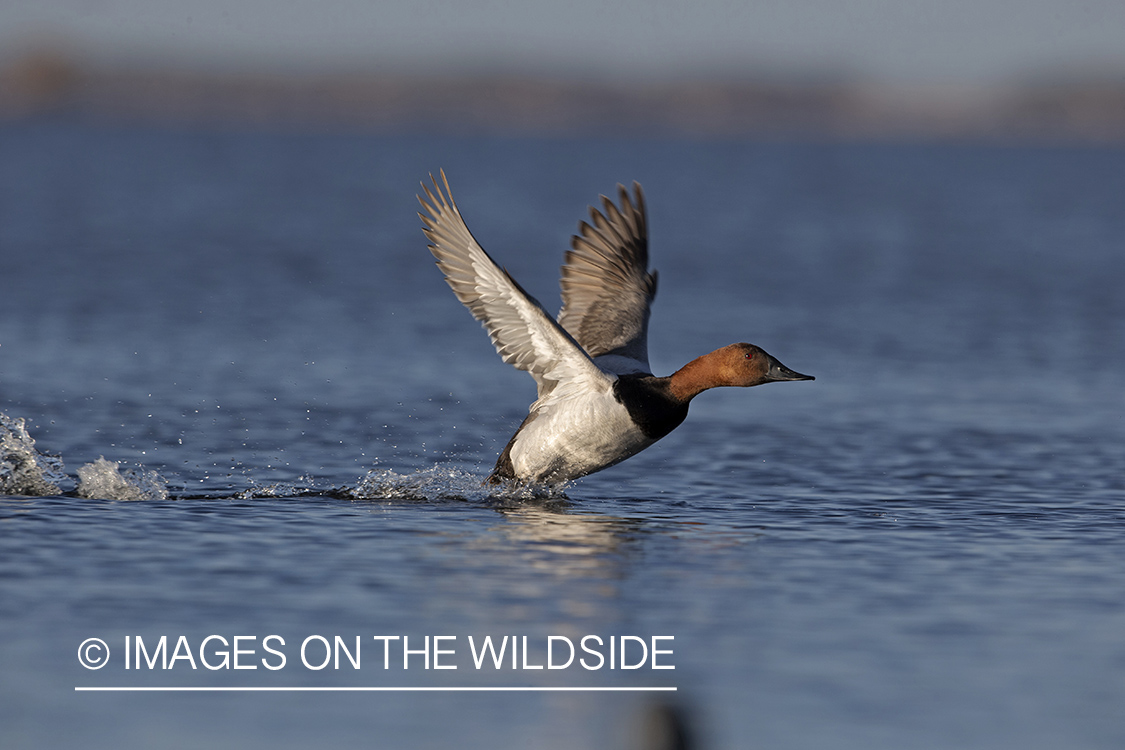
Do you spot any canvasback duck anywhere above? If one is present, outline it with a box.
[418,171,813,485]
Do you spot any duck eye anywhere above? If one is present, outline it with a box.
[744,352,753,360]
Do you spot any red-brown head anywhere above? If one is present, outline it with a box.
[669,342,813,401]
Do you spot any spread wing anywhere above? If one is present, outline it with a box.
[418,171,614,400]
[557,182,657,374]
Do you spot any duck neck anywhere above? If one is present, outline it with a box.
[667,352,723,403]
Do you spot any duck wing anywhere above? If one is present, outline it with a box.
[557,182,658,374]
[418,171,614,400]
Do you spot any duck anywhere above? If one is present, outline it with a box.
[417,171,813,485]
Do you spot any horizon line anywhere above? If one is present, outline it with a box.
[75,685,678,692]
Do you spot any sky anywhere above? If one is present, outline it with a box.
[3,0,1125,85]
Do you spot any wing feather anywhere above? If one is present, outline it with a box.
[418,171,613,399]
[557,182,657,373]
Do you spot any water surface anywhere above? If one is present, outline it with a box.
[2,121,1124,749]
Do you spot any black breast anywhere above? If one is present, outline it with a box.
[613,375,689,441]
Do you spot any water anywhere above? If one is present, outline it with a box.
[2,119,1124,749]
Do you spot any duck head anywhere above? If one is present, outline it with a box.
[720,342,814,387]
[669,342,814,401]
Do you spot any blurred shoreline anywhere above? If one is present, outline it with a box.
[2,52,1124,141]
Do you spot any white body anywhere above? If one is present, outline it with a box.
[507,382,656,482]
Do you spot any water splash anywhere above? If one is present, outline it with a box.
[0,413,67,496]
[2,410,564,504]
[346,466,494,502]
[237,475,329,500]
[344,466,569,504]
[76,457,169,502]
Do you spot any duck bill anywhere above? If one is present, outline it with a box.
[766,357,815,382]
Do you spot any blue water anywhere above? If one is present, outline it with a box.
[2,120,1124,749]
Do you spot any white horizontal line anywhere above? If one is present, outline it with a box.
[75,686,676,692]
